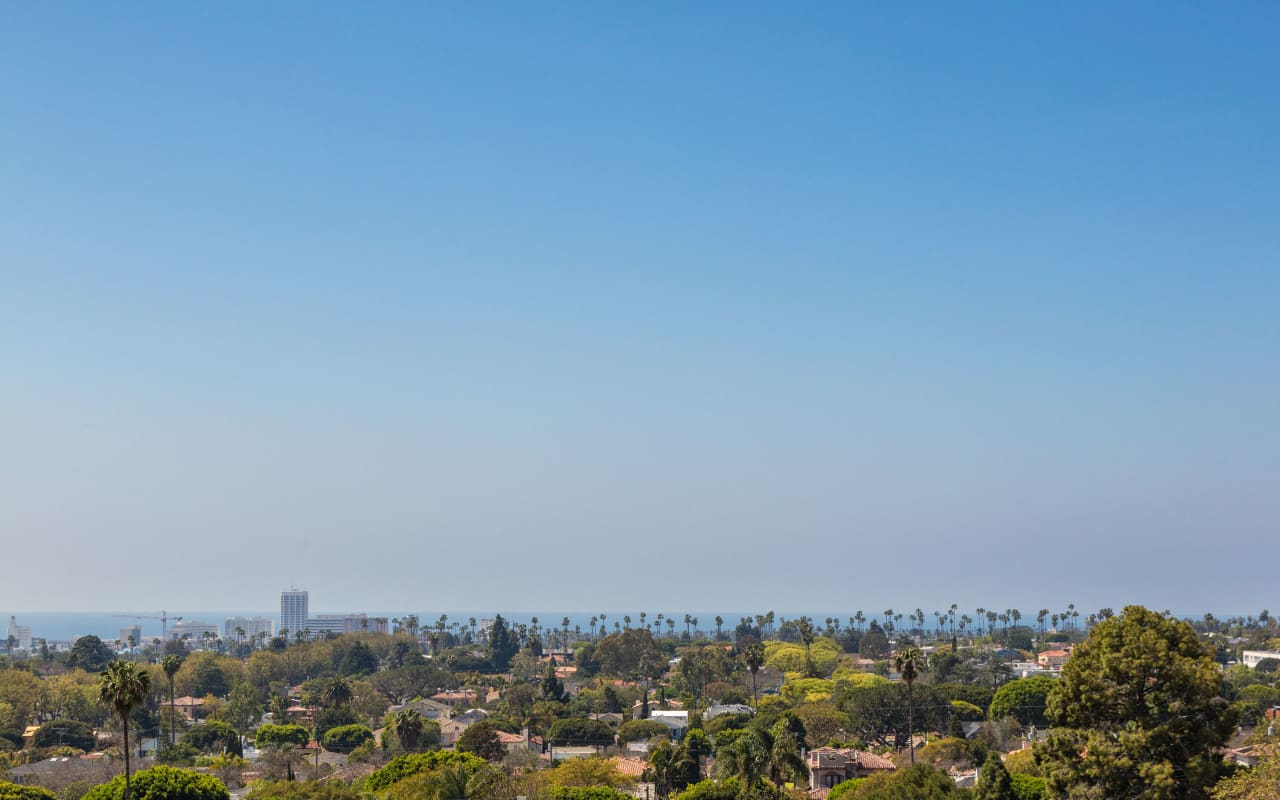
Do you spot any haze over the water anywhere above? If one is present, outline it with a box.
[1,4,1276,614]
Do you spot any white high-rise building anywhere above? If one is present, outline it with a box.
[280,590,309,638]
[7,617,33,651]
[225,616,275,640]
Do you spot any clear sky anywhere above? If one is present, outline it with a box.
[1,3,1277,616]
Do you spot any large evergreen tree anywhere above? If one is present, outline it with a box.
[1034,605,1235,800]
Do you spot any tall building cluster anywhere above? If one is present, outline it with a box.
[279,590,384,638]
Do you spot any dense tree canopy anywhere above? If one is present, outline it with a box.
[989,676,1055,727]
[1035,606,1235,800]
[80,766,229,800]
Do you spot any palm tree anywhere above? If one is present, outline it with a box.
[98,661,151,800]
[388,708,426,752]
[320,676,353,709]
[161,654,182,746]
[742,642,765,703]
[894,646,925,764]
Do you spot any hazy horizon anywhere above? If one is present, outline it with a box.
[2,4,1276,613]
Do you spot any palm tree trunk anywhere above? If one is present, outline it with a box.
[170,677,176,747]
[906,680,916,762]
[122,713,131,800]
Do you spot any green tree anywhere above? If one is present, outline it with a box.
[80,766,229,800]
[1212,745,1280,799]
[161,655,182,747]
[32,719,96,751]
[487,616,519,671]
[1034,605,1235,800]
[842,763,959,799]
[97,661,150,800]
[254,723,311,749]
[548,717,615,746]
[69,636,115,672]
[989,676,1055,728]
[182,719,242,756]
[742,643,765,704]
[455,720,506,761]
[973,752,1015,800]
[318,676,353,709]
[894,646,925,764]
[321,724,373,753]
[0,782,56,800]
[366,751,488,792]
[387,708,429,753]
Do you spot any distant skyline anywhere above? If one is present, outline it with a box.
[2,4,1277,613]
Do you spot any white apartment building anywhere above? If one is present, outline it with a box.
[1242,650,1280,669]
[169,620,220,642]
[225,616,275,640]
[7,617,33,651]
[280,590,309,638]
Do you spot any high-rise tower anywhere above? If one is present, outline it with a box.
[280,589,308,638]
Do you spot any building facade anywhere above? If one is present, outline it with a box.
[7,617,33,651]
[280,590,309,638]
[224,616,275,640]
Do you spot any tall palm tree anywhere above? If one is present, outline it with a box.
[388,708,426,753]
[742,642,765,703]
[894,646,925,764]
[98,660,151,800]
[161,654,182,746]
[320,675,353,709]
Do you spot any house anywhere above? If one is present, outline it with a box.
[648,710,689,739]
[705,704,754,720]
[453,708,490,726]
[1037,648,1072,669]
[6,755,121,787]
[430,689,477,707]
[392,698,452,720]
[589,712,625,727]
[548,745,604,762]
[438,718,471,748]
[806,748,896,790]
[493,728,539,755]
[171,696,205,721]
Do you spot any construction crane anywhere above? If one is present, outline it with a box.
[114,611,183,641]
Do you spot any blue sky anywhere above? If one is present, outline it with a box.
[1,3,1277,615]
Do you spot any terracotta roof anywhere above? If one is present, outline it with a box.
[611,756,648,778]
[494,731,526,744]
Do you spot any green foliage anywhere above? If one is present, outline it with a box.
[764,639,840,676]
[842,763,959,799]
[1034,605,1236,800]
[80,766,229,800]
[314,706,359,740]
[182,720,242,756]
[546,789,633,800]
[1255,658,1279,674]
[253,723,310,749]
[949,700,985,722]
[973,752,1014,800]
[988,676,1056,727]
[366,750,488,791]
[548,717,615,746]
[618,719,672,742]
[0,782,57,800]
[1009,774,1046,800]
[455,720,507,761]
[245,780,364,800]
[154,741,200,766]
[321,724,373,753]
[33,719,96,752]
[338,642,379,676]
[487,616,519,671]
[594,629,666,680]
[837,682,949,749]
[935,684,995,713]
[67,637,114,672]
[672,778,755,800]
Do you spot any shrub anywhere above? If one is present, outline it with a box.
[33,720,95,752]
[254,724,310,749]
[1010,773,1047,800]
[0,782,57,800]
[80,766,229,800]
[321,724,373,754]
[547,789,632,800]
[366,751,488,792]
